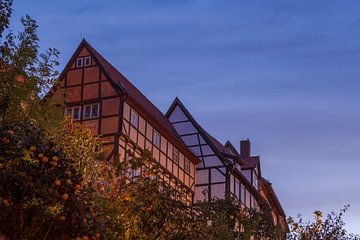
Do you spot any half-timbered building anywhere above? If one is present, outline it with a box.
[166,98,261,208]
[51,39,198,205]
[260,178,288,237]
[50,39,286,235]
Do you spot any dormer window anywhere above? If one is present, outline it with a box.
[83,103,99,119]
[76,57,83,68]
[84,56,91,66]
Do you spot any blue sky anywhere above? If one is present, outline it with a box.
[12,0,360,233]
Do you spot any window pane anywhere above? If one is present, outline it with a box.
[76,58,83,67]
[153,130,160,147]
[241,185,246,204]
[84,56,91,66]
[73,107,80,119]
[130,110,138,127]
[84,106,91,118]
[91,104,99,117]
[235,179,240,198]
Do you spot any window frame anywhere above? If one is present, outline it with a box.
[153,130,161,147]
[64,106,81,120]
[84,56,91,66]
[130,110,139,128]
[83,103,99,119]
[76,57,83,68]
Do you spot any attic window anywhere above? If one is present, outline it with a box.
[76,57,83,68]
[84,56,91,66]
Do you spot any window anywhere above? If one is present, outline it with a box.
[83,103,99,119]
[73,107,80,120]
[76,57,83,68]
[253,173,258,190]
[65,106,81,120]
[235,179,240,198]
[173,148,179,164]
[153,130,160,147]
[84,56,91,66]
[130,110,139,127]
[241,185,245,204]
[184,159,190,174]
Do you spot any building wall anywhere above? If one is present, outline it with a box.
[59,47,121,160]
[168,104,258,208]
[119,101,195,205]
[58,45,196,205]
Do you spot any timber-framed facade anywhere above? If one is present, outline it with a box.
[50,39,288,235]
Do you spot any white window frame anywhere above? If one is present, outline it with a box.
[83,103,99,119]
[76,57,83,68]
[84,56,91,66]
[153,130,160,147]
[130,110,139,127]
[64,106,81,120]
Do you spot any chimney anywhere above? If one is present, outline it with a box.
[240,139,251,157]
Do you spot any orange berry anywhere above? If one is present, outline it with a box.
[51,161,58,167]
[62,193,69,201]
[82,235,89,240]
[30,146,36,152]
[54,179,61,186]
[42,156,48,163]
[52,156,59,162]
[59,215,66,221]
[2,199,9,206]
[75,184,81,191]
[7,130,15,135]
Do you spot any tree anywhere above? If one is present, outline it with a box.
[0,118,103,239]
[94,150,207,240]
[194,196,281,240]
[287,206,360,240]
[0,0,61,127]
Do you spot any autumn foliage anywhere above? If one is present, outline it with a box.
[0,118,103,239]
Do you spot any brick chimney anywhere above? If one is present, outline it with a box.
[240,139,251,157]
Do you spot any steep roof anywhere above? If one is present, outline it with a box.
[86,42,179,137]
[52,39,199,164]
[165,98,263,198]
